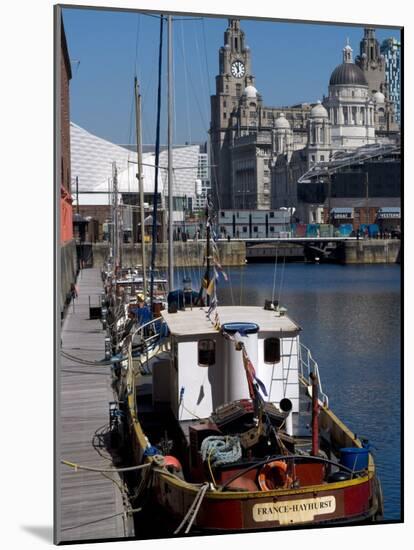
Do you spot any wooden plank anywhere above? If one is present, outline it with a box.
[58,268,133,543]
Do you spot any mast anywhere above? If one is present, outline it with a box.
[76,176,79,215]
[112,162,119,269]
[149,15,164,308]
[167,15,174,288]
[205,198,211,307]
[134,77,147,299]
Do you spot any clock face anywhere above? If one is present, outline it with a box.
[231,60,245,79]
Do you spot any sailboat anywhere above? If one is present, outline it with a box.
[105,15,383,534]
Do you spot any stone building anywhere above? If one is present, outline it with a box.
[355,28,398,132]
[210,19,310,210]
[209,19,400,214]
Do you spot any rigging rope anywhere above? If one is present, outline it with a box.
[180,19,192,144]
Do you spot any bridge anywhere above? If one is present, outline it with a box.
[216,237,359,263]
[297,143,400,183]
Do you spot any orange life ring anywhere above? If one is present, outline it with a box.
[258,460,292,491]
[162,455,182,473]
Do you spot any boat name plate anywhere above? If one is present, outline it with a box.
[252,496,336,525]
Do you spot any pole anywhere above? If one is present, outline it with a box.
[167,15,174,289]
[206,214,211,307]
[113,162,119,270]
[365,171,369,229]
[76,176,79,215]
[134,77,147,299]
[327,171,331,225]
[310,371,319,456]
[149,16,164,308]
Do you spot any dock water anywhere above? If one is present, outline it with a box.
[57,267,132,543]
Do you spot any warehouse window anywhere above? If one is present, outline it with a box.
[264,338,281,364]
[198,339,215,366]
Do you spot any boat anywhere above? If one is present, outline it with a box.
[110,199,384,534]
[106,16,383,534]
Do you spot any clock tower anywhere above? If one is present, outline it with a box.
[210,19,254,208]
[217,19,254,96]
[210,19,255,208]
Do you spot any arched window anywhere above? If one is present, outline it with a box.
[264,338,281,363]
[198,339,215,366]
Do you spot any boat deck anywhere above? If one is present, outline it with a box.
[161,306,301,336]
[57,267,132,543]
[135,370,314,447]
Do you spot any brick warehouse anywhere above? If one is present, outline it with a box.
[60,16,73,244]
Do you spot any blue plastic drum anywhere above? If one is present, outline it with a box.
[339,447,370,471]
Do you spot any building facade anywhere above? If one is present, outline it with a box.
[355,28,399,132]
[194,142,211,211]
[210,19,310,210]
[60,17,73,243]
[210,20,400,215]
[380,37,401,124]
[217,209,291,238]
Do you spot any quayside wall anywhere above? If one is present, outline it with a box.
[342,239,401,264]
[91,241,246,268]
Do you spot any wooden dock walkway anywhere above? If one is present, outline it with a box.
[57,267,133,543]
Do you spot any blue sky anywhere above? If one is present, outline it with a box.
[62,7,400,146]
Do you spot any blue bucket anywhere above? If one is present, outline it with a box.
[339,447,370,471]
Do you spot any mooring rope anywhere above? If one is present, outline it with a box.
[173,482,209,535]
[61,459,152,474]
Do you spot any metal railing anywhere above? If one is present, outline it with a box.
[126,316,168,369]
[298,343,329,408]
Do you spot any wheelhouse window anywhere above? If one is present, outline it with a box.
[198,339,215,366]
[264,338,281,363]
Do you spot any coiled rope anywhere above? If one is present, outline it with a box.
[200,436,242,467]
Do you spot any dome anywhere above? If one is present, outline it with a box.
[373,91,385,103]
[275,113,291,129]
[244,85,258,98]
[310,100,328,118]
[329,63,368,86]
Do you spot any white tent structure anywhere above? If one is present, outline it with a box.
[70,122,201,223]
[70,122,164,198]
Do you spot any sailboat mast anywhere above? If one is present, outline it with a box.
[167,15,174,289]
[134,77,147,299]
[112,161,119,269]
[149,15,164,308]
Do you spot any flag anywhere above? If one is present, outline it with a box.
[206,278,215,296]
[242,348,268,399]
